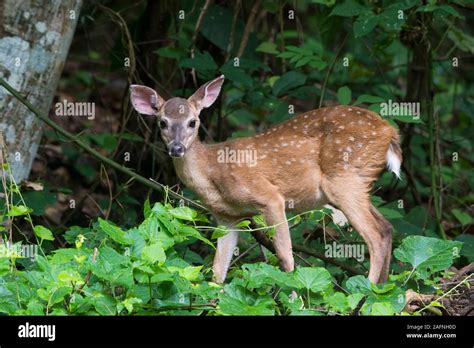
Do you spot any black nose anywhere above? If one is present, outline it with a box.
[169,142,185,157]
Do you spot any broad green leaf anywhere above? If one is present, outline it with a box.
[295,267,332,292]
[370,282,396,294]
[455,234,474,262]
[353,94,385,106]
[325,292,349,313]
[337,86,352,105]
[180,51,218,71]
[98,218,134,245]
[211,225,229,239]
[370,302,395,315]
[7,205,30,217]
[394,236,463,279]
[241,263,295,289]
[256,41,279,54]
[346,275,371,294]
[353,12,379,38]
[330,0,370,17]
[34,225,54,241]
[23,189,57,216]
[311,0,336,6]
[168,206,196,221]
[451,208,472,226]
[167,265,202,281]
[347,293,365,310]
[218,284,275,315]
[272,71,307,96]
[154,46,186,59]
[141,243,166,265]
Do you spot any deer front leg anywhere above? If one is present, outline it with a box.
[261,198,294,272]
[212,223,239,284]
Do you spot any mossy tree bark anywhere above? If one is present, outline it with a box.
[0,0,82,182]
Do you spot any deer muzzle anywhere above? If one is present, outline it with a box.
[168,140,186,157]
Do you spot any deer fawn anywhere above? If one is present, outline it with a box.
[130,75,402,284]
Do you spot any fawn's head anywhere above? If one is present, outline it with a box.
[129,75,224,157]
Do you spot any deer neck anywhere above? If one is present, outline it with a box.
[172,139,211,191]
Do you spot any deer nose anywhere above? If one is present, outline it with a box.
[169,141,185,157]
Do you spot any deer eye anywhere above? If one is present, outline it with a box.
[188,120,197,128]
[159,120,167,129]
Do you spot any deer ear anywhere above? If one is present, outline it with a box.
[129,85,164,115]
[188,75,225,111]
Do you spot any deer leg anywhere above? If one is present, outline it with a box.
[370,206,393,283]
[261,198,294,272]
[323,179,391,283]
[339,202,387,283]
[212,227,239,284]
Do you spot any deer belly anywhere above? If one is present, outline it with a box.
[280,169,327,213]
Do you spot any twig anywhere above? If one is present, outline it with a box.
[319,33,348,108]
[237,0,261,58]
[225,0,242,61]
[190,0,213,87]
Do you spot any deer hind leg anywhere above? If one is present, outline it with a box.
[370,206,393,283]
[260,197,294,272]
[323,178,391,284]
[212,226,239,284]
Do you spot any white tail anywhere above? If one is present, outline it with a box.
[130,75,403,284]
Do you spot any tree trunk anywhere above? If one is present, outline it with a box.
[0,0,82,182]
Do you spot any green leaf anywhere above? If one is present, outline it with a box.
[98,218,134,245]
[346,275,372,294]
[34,225,54,241]
[180,51,218,71]
[7,205,30,217]
[451,208,473,226]
[295,267,332,292]
[119,297,142,314]
[311,0,336,6]
[272,71,307,96]
[448,27,474,54]
[242,263,296,289]
[154,46,186,59]
[168,206,196,221]
[23,189,57,216]
[211,225,229,239]
[347,293,365,310]
[89,246,133,289]
[455,234,474,262]
[141,243,166,265]
[256,41,279,54]
[330,0,370,17]
[167,265,202,281]
[218,284,275,315]
[353,12,379,38]
[337,86,352,105]
[370,302,395,315]
[325,292,349,313]
[394,236,463,279]
[88,133,117,153]
[353,94,385,106]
